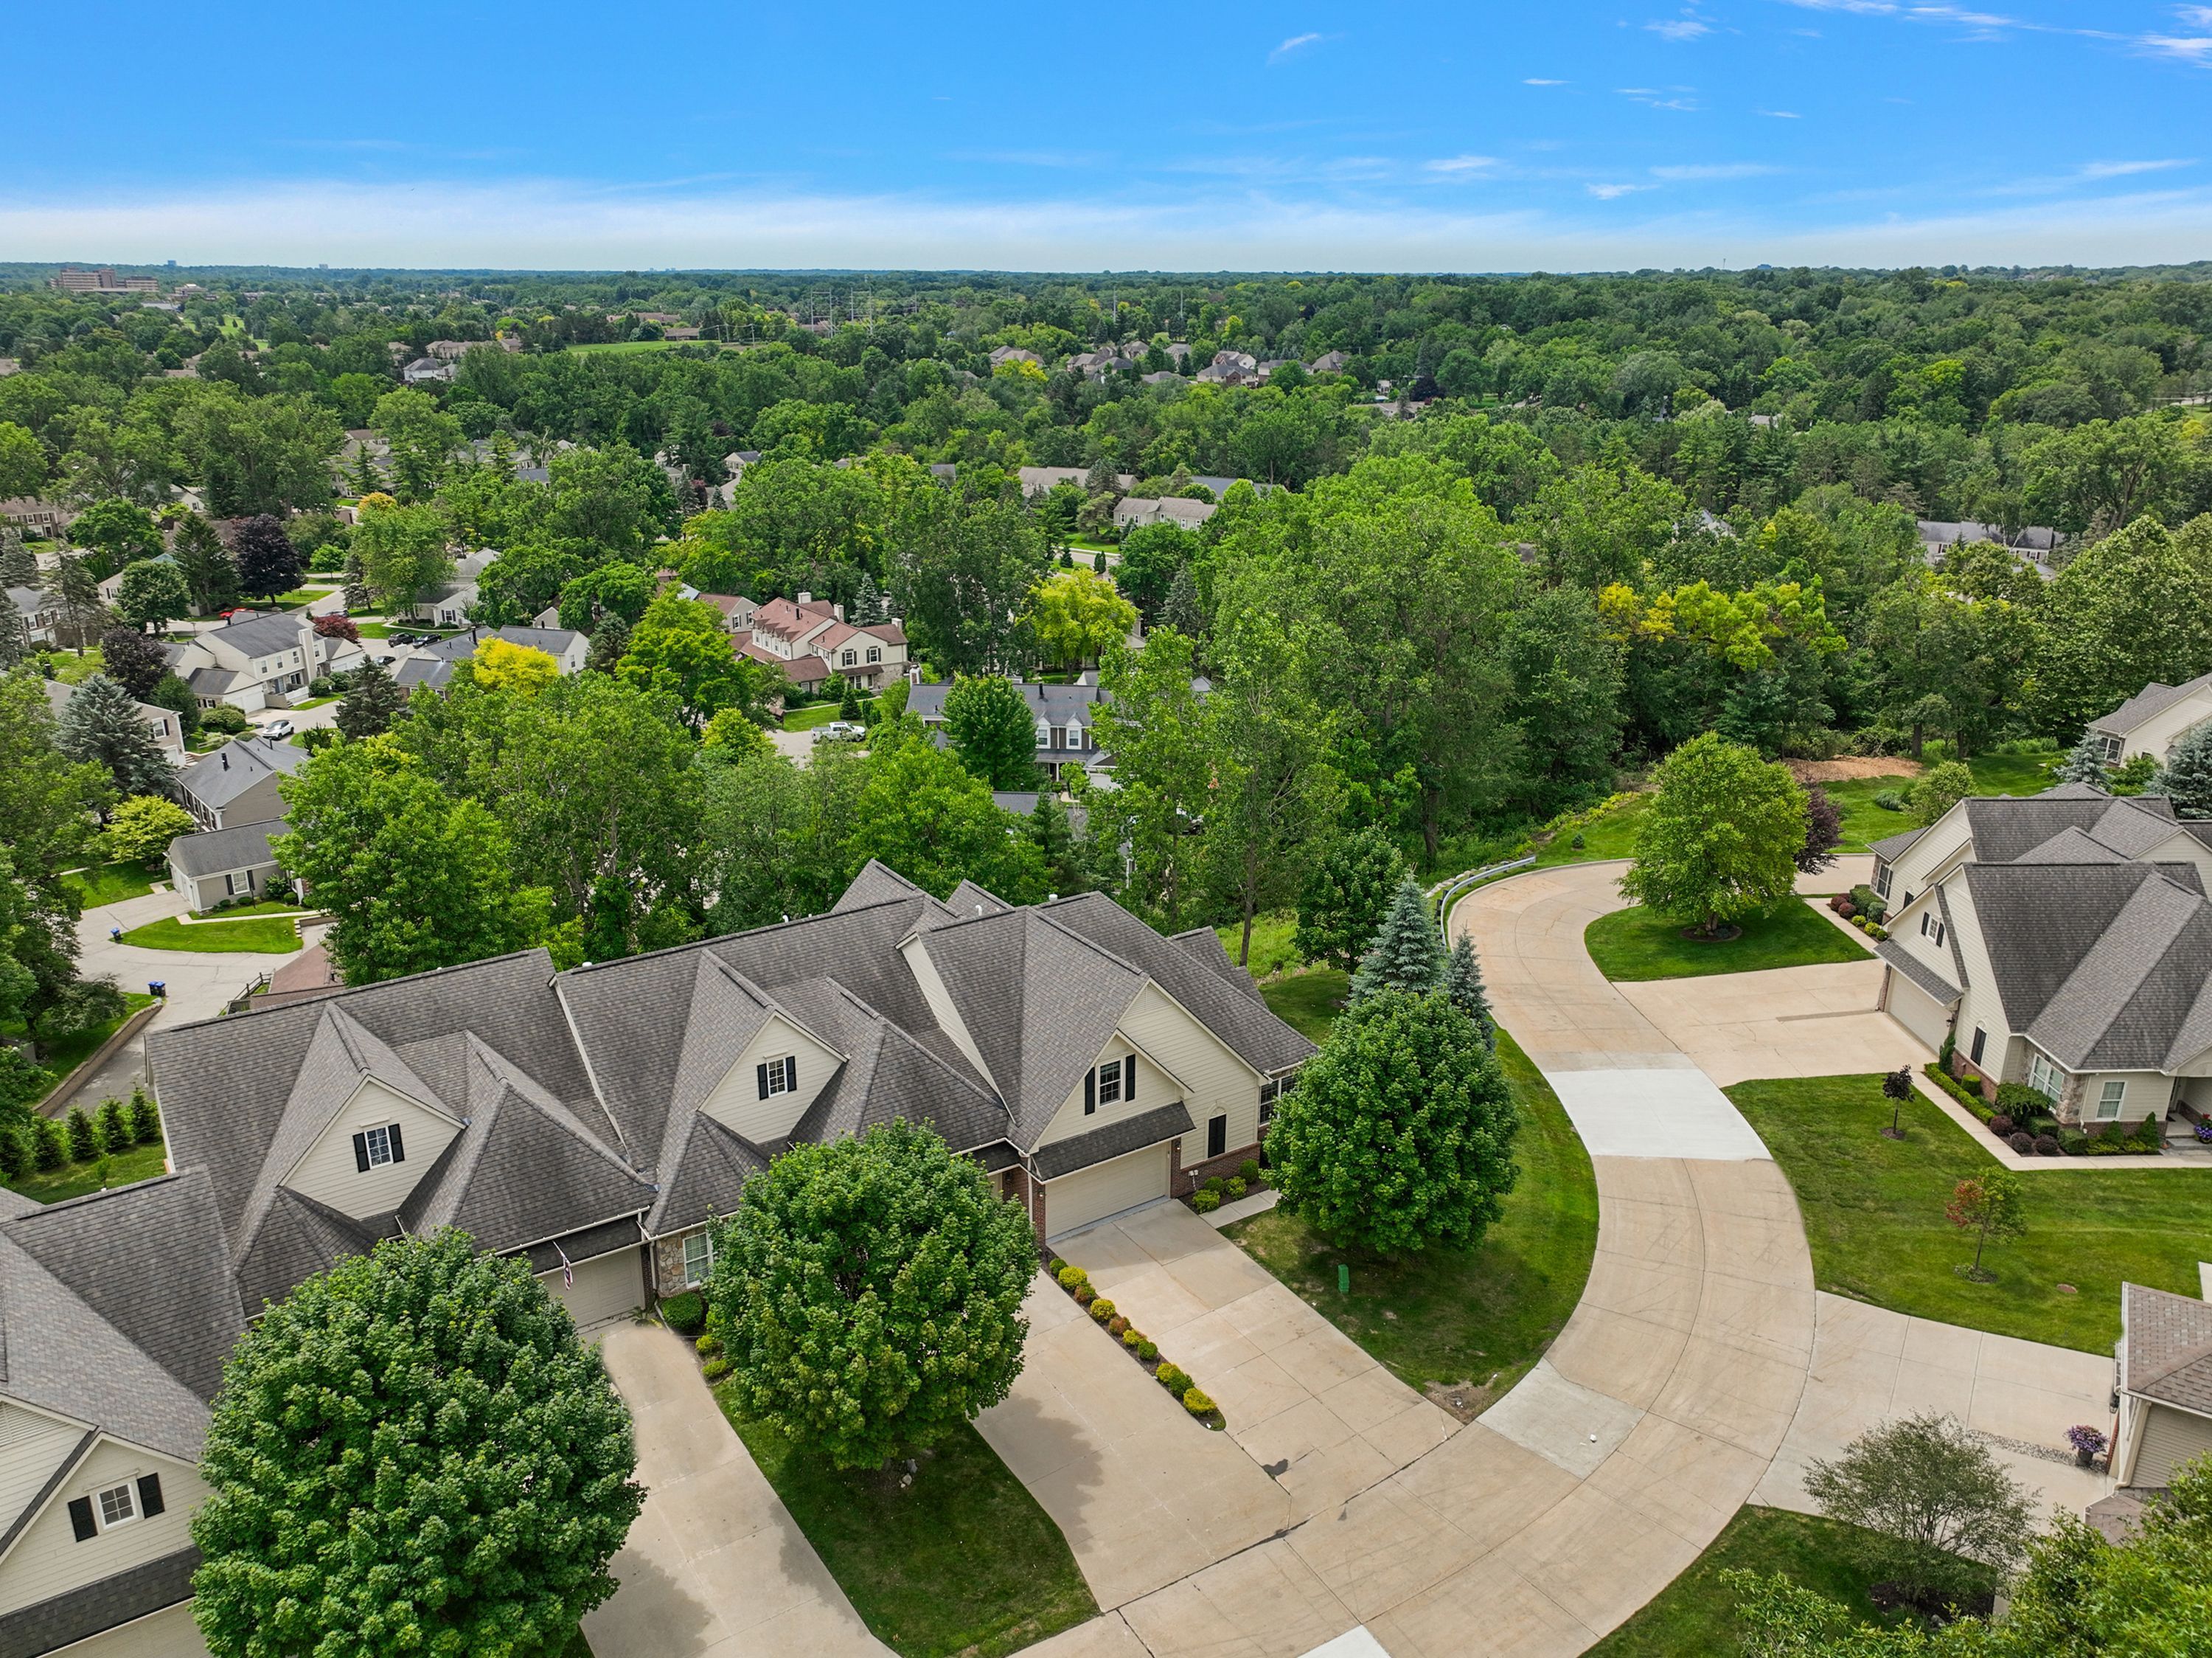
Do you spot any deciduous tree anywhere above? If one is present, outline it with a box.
[97,624,169,699]
[112,558,190,634]
[616,592,779,730]
[1295,827,1406,977]
[1803,1413,2031,1607]
[105,794,195,865]
[943,673,1039,788]
[1619,732,1807,937]
[1946,1168,2025,1282]
[469,637,559,696]
[352,494,454,614]
[706,1120,1034,1470]
[1024,566,1137,669]
[231,513,302,601]
[190,1232,643,1658]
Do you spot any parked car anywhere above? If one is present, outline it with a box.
[260,718,294,739]
[813,721,866,744]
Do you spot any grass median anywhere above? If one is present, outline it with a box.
[1585,899,1870,982]
[119,913,302,953]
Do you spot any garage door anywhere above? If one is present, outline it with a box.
[1046,1145,1171,1238]
[540,1247,642,1329]
[1884,968,1953,1050]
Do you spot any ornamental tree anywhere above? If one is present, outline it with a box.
[1349,874,1445,1002]
[1024,566,1138,669]
[943,672,1040,788]
[2149,718,2212,818]
[97,623,170,699]
[470,637,560,696]
[189,1231,644,1658]
[112,558,190,634]
[1295,826,1405,976]
[1909,760,1975,828]
[232,513,303,602]
[1947,1168,2026,1282]
[1618,732,1807,937]
[706,1119,1035,1470]
[1798,783,1843,874]
[1802,1413,2031,1609]
[1267,988,1520,1256]
[105,795,195,865]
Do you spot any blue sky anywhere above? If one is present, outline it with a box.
[8,1,2211,271]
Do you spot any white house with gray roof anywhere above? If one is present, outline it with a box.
[165,821,282,912]
[1871,783,2212,1142]
[392,624,587,694]
[162,611,363,714]
[2112,1283,2212,1491]
[170,737,309,833]
[907,674,1122,784]
[2087,671,2212,769]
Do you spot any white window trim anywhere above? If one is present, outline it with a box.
[1095,1058,1123,1106]
[96,1482,137,1530]
[681,1230,714,1287]
[362,1123,394,1168]
[2028,1051,2065,1103]
[1874,863,1893,899]
[2096,1079,2126,1120]
[763,1056,794,1097]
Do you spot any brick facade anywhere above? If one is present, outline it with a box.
[1169,1133,1265,1198]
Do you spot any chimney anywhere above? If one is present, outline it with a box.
[797,590,813,605]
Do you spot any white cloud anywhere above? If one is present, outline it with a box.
[2140,31,2212,61]
[1523,77,1568,84]
[1651,162,1783,178]
[2079,158,2195,178]
[1647,18,1712,39]
[1268,32,1324,63]
[1426,155,1501,174]
[1586,182,1653,198]
[1756,108,1802,117]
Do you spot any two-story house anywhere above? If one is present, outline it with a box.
[170,738,310,833]
[735,593,908,693]
[907,674,1123,785]
[8,586,58,650]
[163,612,363,714]
[1871,784,2212,1141]
[2087,672,2212,769]
[392,624,588,694]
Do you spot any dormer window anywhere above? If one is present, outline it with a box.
[757,1055,797,1098]
[1034,719,1050,747]
[69,1475,161,1541]
[352,1122,405,1170]
[1083,1055,1135,1114]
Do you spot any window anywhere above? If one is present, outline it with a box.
[1207,1114,1227,1159]
[866,647,881,664]
[1083,1056,1131,1114]
[1259,1080,1278,1129]
[2096,1079,2126,1120]
[97,1484,136,1528]
[1034,720,1050,748]
[841,650,855,667]
[2098,732,2123,763]
[1969,1027,1986,1065]
[2028,1051,2065,1102]
[351,1122,405,1172]
[226,870,253,896]
[1919,912,1945,948]
[681,1230,714,1286]
[1096,1058,1121,1106]
[756,1055,797,1099]
[1874,862,1893,899]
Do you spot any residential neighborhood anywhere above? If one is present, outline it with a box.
[6,35,2212,1650]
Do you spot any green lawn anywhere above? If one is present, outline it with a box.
[4,1139,170,1206]
[1969,749,2062,795]
[192,899,307,920]
[5,993,157,1109]
[63,861,160,906]
[782,697,883,732]
[272,588,336,606]
[1585,901,1870,982]
[1534,794,1650,867]
[1257,967,1349,1046]
[717,1400,1096,1658]
[46,649,103,685]
[1225,1030,1599,1405]
[568,339,685,355]
[119,913,301,953]
[288,694,339,710]
[1730,1072,2212,1351]
[1214,911,1303,980]
[1589,1505,1927,1656]
[1815,775,1921,853]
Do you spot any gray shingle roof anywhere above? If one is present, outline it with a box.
[1034,1102,1197,1180]
[1876,939,1960,1003]
[174,736,307,811]
[206,611,310,658]
[166,819,279,880]
[0,1172,244,1461]
[1171,926,1270,1007]
[2093,673,2212,737]
[1868,825,1925,863]
[394,656,454,693]
[1957,789,2175,866]
[234,1187,389,1314]
[421,625,583,664]
[0,1547,200,1658]
[2122,1282,2212,1418]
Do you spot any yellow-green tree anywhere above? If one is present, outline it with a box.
[1024,567,1137,670]
[470,637,559,696]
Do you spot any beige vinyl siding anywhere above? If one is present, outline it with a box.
[2079,1070,2174,1125]
[0,1404,91,1539]
[2124,698,2212,766]
[1119,982,1265,1154]
[538,1247,643,1329]
[1946,879,2011,1078]
[1046,1145,1172,1236]
[2144,828,2212,887]
[279,1078,460,1221]
[1034,1036,1182,1147]
[1884,809,1973,901]
[697,1013,844,1144]
[0,1441,206,1617]
[898,937,995,1086]
[49,1600,210,1657]
[2132,1402,2212,1488]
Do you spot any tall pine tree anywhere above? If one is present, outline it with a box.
[1446,932,1497,1052]
[335,656,405,740]
[172,513,240,616]
[56,675,173,797]
[1351,875,1446,1002]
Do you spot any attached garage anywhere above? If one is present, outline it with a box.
[539,1246,644,1329]
[1046,1145,1172,1238]
[2129,1401,2212,1488]
[1879,961,1955,1051]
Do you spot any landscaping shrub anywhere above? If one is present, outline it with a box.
[1088,1298,1116,1323]
[1181,1388,1215,1417]
[1224,1177,1247,1199]
[2034,1134,2060,1156]
[1833,899,1857,919]
[1873,789,1907,812]
[1046,1258,1067,1277]
[1107,1315,1129,1336]
[129,1086,161,1143]
[1988,1114,2013,1137]
[1133,1337,1158,1360]
[0,1129,27,1182]
[1121,1328,1146,1350]
[695,1333,721,1358]
[34,1119,66,1171]
[700,1357,731,1382]
[1056,1264,1088,1291]
[1992,1083,2043,1116]
[1192,1190,1220,1213]
[1156,1363,1190,1394]
[97,1097,129,1151]
[65,1106,98,1162]
[2008,1131,2034,1154]
[1237,1159,1261,1184]
[1073,1283,1095,1304]
[660,1290,706,1335]
[1925,1062,1994,1124]
[1203,1176,1225,1196]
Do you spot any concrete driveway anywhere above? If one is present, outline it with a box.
[586,1322,891,1658]
[1616,958,1931,1088]
[1054,1203,1456,1524]
[975,1274,1290,1611]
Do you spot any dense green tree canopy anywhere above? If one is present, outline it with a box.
[1619,732,1808,934]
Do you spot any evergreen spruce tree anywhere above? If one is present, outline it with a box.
[129,1085,161,1144]
[0,527,36,588]
[1446,932,1497,1051]
[1160,565,1203,639]
[585,614,631,674]
[348,445,384,498]
[66,1106,98,1163]
[172,513,240,616]
[334,656,405,740]
[2147,721,2212,819]
[851,573,885,625]
[1351,875,1446,1002]
[44,553,108,649]
[340,547,372,613]
[56,675,172,796]
[2055,732,2109,786]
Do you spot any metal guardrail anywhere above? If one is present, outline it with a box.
[1427,855,1538,929]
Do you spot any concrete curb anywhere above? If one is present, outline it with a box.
[35,1000,159,1117]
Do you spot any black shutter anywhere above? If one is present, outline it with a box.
[136,1474,164,1518]
[69,1497,96,1541]
[1083,1069,1096,1113]
[386,1123,404,1164]
[1208,1114,1227,1159]
[1122,1056,1136,1102]
[757,1062,771,1100]
[783,1055,797,1093]
[352,1131,369,1173]
[1970,1027,1986,1064]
